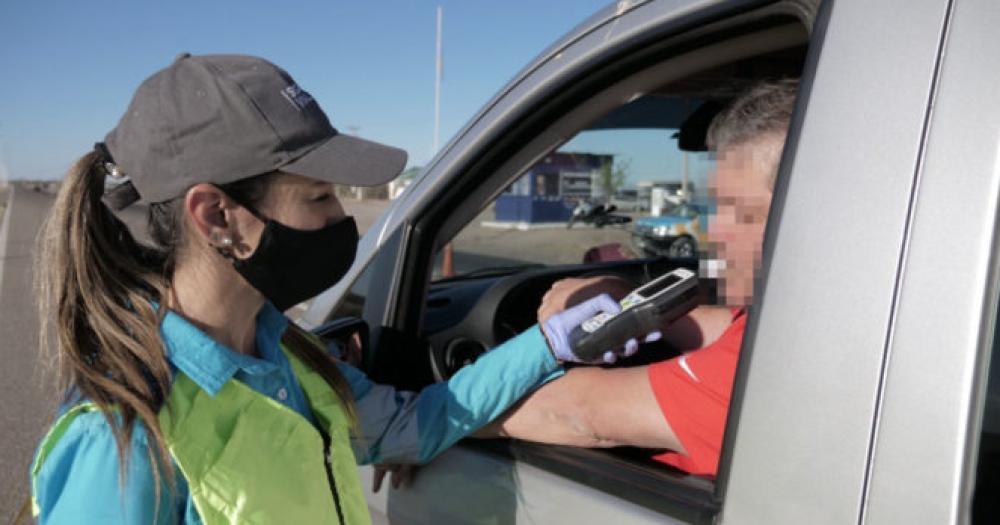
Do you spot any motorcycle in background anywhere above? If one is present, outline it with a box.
[566,200,632,229]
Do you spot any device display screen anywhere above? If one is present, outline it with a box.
[637,273,681,298]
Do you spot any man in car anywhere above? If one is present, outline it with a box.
[478,79,798,477]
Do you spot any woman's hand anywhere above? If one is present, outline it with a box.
[372,464,416,493]
[537,276,635,323]
[541,294,660,364]
[344,332,364,367]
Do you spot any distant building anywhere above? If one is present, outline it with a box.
[495,152,613,224]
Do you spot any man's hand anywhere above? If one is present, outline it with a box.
[537,276,635,323]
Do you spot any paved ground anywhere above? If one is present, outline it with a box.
[0,184,59,519]
[438,205,639,278]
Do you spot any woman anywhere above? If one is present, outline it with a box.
[28,53,635,524]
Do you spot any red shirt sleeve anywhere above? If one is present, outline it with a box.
[647,310,747,477]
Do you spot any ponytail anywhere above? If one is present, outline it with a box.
[35,152,175,497]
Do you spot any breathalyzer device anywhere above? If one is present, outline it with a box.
[568,268,699,362]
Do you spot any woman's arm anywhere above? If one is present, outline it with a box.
[338,325,563,465]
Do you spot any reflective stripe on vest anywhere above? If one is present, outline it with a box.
[31,345,370,525]
[30,402,100,518]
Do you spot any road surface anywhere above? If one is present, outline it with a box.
[0,185,58,519]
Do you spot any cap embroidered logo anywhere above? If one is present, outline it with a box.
[281,84,315,111]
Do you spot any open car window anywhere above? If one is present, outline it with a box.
[432,96,717,282]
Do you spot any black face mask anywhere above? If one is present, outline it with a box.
[226,204,359,311]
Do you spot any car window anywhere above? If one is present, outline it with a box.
[431,97,716,280]
[327,225,404,329]
[331,263,373,320]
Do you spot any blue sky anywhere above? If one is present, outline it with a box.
[0,0,709,190]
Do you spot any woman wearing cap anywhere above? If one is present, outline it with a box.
[28,54,640,524]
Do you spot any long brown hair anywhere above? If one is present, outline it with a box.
[35,153,357,503]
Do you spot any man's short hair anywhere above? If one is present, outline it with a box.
[706,78,799,185]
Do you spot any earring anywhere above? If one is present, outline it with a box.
[211,232,236,260]
[210,232,234,246]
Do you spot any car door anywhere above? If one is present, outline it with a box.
[846,1,1000,523]
[301,1,827,523]
[306,1,967,523]
[720,0,1000,524]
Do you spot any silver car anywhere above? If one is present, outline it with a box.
[303,0,1000,523]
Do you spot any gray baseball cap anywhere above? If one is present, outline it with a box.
[102,53,407,209]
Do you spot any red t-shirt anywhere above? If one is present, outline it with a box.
[647,309,746,477]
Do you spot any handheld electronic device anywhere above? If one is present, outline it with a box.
[568,267,699,361]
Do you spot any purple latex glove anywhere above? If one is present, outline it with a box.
[542,293,662,364]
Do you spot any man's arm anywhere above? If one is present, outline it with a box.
[475,365,685,453]
[663,304,734,350]
[474,275,734,453]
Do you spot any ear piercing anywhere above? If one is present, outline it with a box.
[210,232,234,247]
[210,233,236,261]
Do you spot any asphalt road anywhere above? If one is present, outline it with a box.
[0,185,58,519]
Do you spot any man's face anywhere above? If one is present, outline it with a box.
[706,137,778,306]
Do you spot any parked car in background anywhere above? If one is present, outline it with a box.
[609,188,644,212]
[631,202,707,258]
[302,0,1000,523]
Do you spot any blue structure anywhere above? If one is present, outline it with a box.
[495,152,613,224]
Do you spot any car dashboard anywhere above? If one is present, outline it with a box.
[420,258,707,380]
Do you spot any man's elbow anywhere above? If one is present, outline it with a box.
[570,366,684,452]
[549,391,628,448]
[489,395,622,448]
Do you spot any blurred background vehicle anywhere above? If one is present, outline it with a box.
[631,202,708,259]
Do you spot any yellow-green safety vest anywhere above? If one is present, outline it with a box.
[31,346,370,525]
